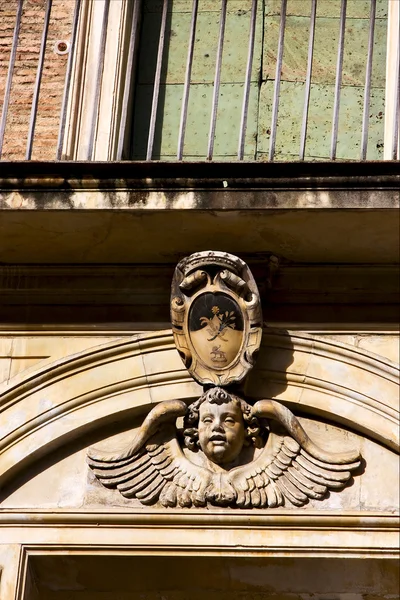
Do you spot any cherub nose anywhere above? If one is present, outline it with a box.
[211,420,224,432]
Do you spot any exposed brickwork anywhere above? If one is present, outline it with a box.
[0,0,73,160]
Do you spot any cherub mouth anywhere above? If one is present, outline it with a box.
[210,434,226,443]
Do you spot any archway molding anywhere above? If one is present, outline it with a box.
[0,329,398,489]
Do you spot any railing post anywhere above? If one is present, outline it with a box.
[268,0,287,162]
[0,0,23,159]
[116,0,143,161]
[56,0,82,160]
[384,0,400,160]
[26,0,53,160]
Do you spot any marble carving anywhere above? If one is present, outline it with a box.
[170,250,263,386]
[88,251,361,508]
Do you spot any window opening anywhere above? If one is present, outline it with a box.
[128,0,395,161]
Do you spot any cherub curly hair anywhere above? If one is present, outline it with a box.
[183,387,266,452]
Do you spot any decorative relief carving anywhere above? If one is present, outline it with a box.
[88,251,361,508]
[170,251,262,387]
[88,387,360,508]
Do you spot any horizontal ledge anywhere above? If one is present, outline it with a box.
[0,325,398,333]
[0,509,398,529]
[0,161,399,191]
[17,547,400,560]
[0,264,398,307]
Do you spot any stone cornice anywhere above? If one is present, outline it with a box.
[0,161,400,193]
[1,510,398,560]
[0,509,398,529]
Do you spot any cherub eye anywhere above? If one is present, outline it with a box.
[202,417,213,424]
[225,417,236,425]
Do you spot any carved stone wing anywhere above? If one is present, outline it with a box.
[227,430,360,508]
[87,401,212,507]
[227,400,361,508]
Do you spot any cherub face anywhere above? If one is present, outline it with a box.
[198,399,246,465]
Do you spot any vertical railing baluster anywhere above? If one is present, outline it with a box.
[392,39,400,160]
[25,0,52,160]
[207,0,227,161]
[0,0,23,159]
[56,0,82,160]
[299,0,317,161]
[87,0,110,161]
[330,0,347,160]
[177,0,198,160]
[238,0,258,160]
[116,0,142,160]
[268,0,287,161]
[360,0,376,161]
[147,0,169,161]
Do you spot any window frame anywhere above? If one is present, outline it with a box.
[384,0,400,159]
[62,0,141,161]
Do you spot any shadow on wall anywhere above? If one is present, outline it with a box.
[245,328,295,403]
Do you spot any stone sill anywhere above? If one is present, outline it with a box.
[0,162,399,212]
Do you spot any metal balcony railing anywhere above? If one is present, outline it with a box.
[0,0,81,160]
[0,0,399,162]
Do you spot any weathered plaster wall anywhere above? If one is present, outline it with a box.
[261,0,388,160]
[0,334,128,385]
[0,544,20,600]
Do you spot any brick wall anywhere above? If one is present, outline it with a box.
[0,0,74,160]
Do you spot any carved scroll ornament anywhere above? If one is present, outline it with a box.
[88,251,361,508]
[170,251,262,387]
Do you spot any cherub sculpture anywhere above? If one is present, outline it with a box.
[87,387,360,508]
[88,251,361,509]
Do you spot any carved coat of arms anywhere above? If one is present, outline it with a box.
[170,250,262,386]
[88,251,361,508]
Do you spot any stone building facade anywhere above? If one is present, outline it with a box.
[0,1,399,599]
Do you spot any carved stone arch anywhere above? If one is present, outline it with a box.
[0,330,398,490]
[248,330,399,452]
[0,331,200,490]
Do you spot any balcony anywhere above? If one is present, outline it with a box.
[0,1,399,324]
[0,0,399,162]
